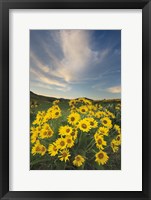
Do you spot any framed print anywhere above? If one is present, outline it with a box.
[0,0,151,199]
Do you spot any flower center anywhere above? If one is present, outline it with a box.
[55,112,59,115]
[103,120,107,124]
[82,109,85,112]
[117,136,120,141]
[82,124,87,129]
[41,147,45,152]
[98,139,102,144]
[62,152,67,158]
[71,132,75,136]
[67,139,71,143]
[36,146,41,151]
[66,128,70,133]
[53,146,57,151]
[98,153,104,159]
[76,156,81,161]
[60,141,65,146]
[71,117,75,121]
[47,131,52,136]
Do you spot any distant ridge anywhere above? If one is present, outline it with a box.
[30,91,58,102]
[30,91,121,103]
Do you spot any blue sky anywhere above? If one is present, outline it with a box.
[30,30,121,100]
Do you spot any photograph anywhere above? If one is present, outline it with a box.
[30,30,121,170]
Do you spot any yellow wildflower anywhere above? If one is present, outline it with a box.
[31,140,46,156]
[65,136,74,148]
[48,143,58,156]
[95,135,107,150]
[59,125,73,136]
[55,138,67,150]
[101,117,112,129]
[86,118,98,128]
[95,150,109,165]
[79,105,88,114]
[111,139,119,152]
[69,129,78,140]
[73,155,85,167]
[67,112,80,125]
[78,118,91,132]
[97,126,109,136]
[114,124,121,134]
[58,149,71,162]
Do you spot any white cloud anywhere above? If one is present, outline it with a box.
[30,68,68,88]
[30,52,50,73]
[59,30,107,82]
[30,52,72,92]
[31,82,52,90]
[42,66,50,73]
[107,86,121,94]
[60,30,91,71]
[41,30,109,83]
[92,84,121,94]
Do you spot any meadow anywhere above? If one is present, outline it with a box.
[30,92,121,170]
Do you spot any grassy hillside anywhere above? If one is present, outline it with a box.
[30,91,121,105]
[30,92,121,170]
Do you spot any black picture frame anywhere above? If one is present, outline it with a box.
[0,0,151,199]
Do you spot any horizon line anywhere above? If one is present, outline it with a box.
[30,90,121,101]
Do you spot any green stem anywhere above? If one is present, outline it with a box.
[89,155,95,161]
[104,145,111,150]
[110,130,118,136]
[86,142,96,152]
[86,138,94,149]
[92,149,97,154]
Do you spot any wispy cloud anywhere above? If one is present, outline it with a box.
[31,81,52,90]
[30,52,50,73]
[30,50,72,91]
[106,86,121,94]
[30,68,67,88]
[38,30,109,83]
